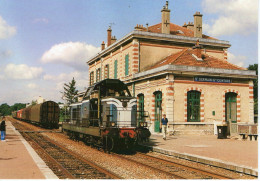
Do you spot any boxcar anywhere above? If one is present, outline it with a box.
[19,101,60,129]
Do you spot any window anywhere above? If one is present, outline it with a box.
[90,71,94,85]
[187,91,201,122]
[225,92,237,123]
[114,60,118,79]
[96,68,100,82]
[104,64,109,79]
[125,54,129,76]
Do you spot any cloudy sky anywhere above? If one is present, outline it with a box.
[0,0,258,105]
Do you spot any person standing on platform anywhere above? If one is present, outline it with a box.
[161,114,168,140]
[0,116,6,141]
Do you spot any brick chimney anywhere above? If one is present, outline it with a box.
[101,41,105,50]
[187,22,194,31]
[193,12,203,38]
[111,36,117,44]
[107,26,112,47]
[161,1,171,34]
[192,39,203,59]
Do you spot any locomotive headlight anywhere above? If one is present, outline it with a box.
[143,122,148,127]
[139,122,148,127]
[110,122,116,127]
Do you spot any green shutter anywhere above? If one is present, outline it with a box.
[107,65,109,78]
[96,69,98,82]
[114,60,117,79]
[125,54,129,76]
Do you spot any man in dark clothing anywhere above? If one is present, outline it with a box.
[160,114,168,140]
[1,116,6,141]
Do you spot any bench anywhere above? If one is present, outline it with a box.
[239,133,258,141]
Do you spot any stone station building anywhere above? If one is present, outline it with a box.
[87,1,257,135]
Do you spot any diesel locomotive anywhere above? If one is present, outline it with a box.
[62,79,151,151]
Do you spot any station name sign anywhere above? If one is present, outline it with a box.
[194,76,231,83]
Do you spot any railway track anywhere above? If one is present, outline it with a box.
[112,152,234,179]
[9,118,253,179]
[10,119,121,179]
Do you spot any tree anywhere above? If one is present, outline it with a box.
[61,77,78,105]
[248,64,258,114]
[31,100,37,106]
[10,103,26,112]
[0,103,11,116]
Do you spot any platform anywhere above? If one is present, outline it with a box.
[142,133,258,176]
[0,120,58,179]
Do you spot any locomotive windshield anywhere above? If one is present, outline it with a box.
[84,79,132,99]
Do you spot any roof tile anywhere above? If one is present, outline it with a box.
[148,48,245,71]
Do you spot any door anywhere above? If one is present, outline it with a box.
[154,91,162,132]
[225,92,237,135]
[225,92,237,123]
[138,94,144,124]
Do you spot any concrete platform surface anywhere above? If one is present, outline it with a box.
[0,120,58,179]
[143,134,258,176]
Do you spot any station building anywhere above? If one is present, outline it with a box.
[87,1,257,135]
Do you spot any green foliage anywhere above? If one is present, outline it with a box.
[59,106,70,122]
[61,77,78,105]
[248,64,258,114]
[0,103,26,116]
[31,100,37,106]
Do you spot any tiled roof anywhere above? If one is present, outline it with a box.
[148,48,246,70]
[145,23,216,40]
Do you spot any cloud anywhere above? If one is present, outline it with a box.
[0,50,12,59]
[228,52,246,67]
[44,71,89,90]
[0,16,16,39]
[33,18,49,24]
[3,63,43,80]
[40,42,100,70]
[27,83,38,89]
[202,0,258,36]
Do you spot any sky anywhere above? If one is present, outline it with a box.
[0,0,258,105]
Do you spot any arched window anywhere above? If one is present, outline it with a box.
[154,91,162,132]
[114,60,118,79]
[96,68,100,82]
[125,54,129,76]
[104,64,109,79]
[225,92,237,123]
[138,94,144,123]
[187,90,201,122]
[89,71,94,85]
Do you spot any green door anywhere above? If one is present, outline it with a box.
[138,94,144,124]
[187,91,201,122]
[154,92,162,132]
[225,92,237,123]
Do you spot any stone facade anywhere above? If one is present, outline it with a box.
[87,1,256,135]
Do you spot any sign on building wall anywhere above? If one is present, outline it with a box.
[194,76,232,83]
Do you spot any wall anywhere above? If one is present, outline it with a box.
[139,42,183,71]
[173,79,253,125]
[88,40,138,84]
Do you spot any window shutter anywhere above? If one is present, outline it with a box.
[125,54,129,76]
[114,60,117,79]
